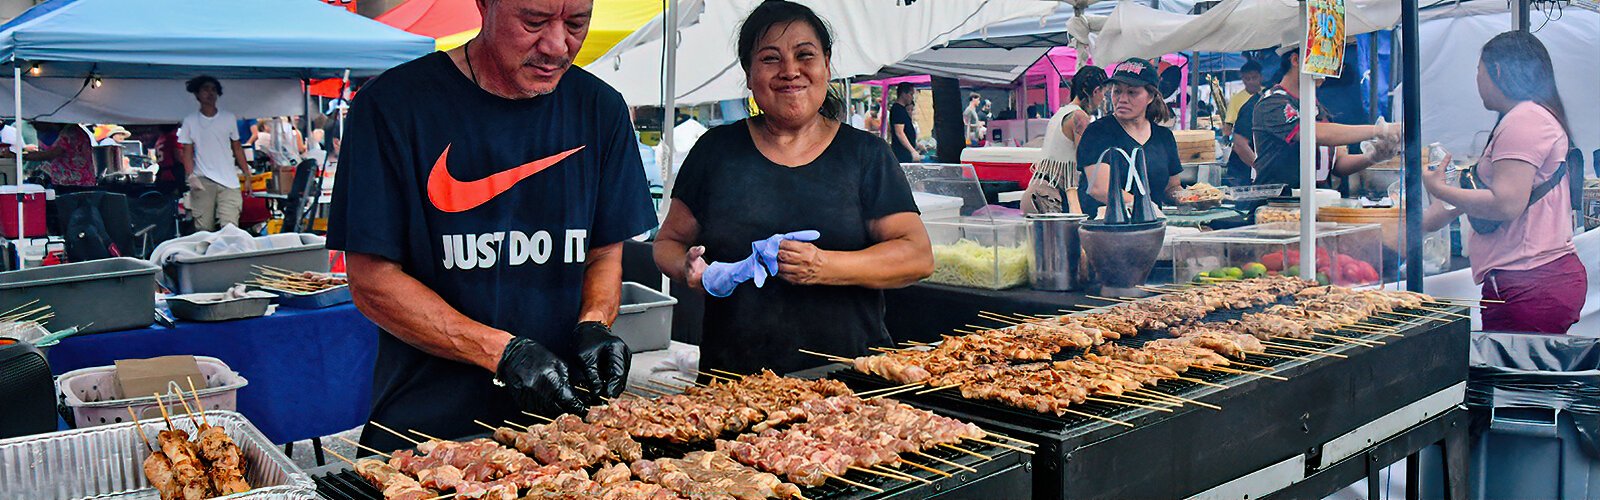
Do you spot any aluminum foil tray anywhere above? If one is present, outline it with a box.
[0,410,315,500]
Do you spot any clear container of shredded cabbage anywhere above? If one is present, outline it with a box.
[924,216,1030,290]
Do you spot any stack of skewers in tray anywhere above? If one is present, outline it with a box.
[827,276,1480,427]
[133,380,254,500]
[248,266,347,294]
[321,370,1033,500]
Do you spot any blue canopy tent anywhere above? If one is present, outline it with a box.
[0,0,432,267]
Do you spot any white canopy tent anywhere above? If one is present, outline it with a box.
[1070,0,1400,61]
[1416,1,1599,158]
[585,0,1057,107]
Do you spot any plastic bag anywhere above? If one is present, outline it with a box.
[1469,332,1600,456]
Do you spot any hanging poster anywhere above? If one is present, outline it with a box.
[1303,0,1346,78]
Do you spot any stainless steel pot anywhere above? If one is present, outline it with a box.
[1026,213,1086,291]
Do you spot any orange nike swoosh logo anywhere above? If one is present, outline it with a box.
[426,144,585,213]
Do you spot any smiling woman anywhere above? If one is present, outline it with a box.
[652,0,935,375]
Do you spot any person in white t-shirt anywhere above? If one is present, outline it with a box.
[178,75,252,232]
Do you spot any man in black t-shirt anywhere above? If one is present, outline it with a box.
[1222,61,1263,186]
[888,82,920,163]
[1251,47,1401,190]
[328,0,656,453]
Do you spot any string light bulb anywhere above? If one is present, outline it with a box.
[27,62,39,76]
[90,76,102,88]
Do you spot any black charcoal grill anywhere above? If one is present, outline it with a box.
[310,431,1030,499]
[818,301,1472,499]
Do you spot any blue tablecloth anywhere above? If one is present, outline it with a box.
[47,304,378,444]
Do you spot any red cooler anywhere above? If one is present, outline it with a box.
[0,184,46,238]
[959,147,1044,185]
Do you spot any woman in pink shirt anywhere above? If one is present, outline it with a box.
[1422,31,1586,334]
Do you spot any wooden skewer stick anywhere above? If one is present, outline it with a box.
[0,299,40,318]
[185,377,209,427]
[939,443,993,461]
[151,393,176,431]
[875,465,932,484]
[963,324,997,332]
[337,435,391,459]
[1085,396,1173,413]
[367,421,421,445]
[981,432,1037,447]
[1202,366,1289,381]
[1424,300,1482,309]
[857,382,923,397]
[1271,336,1349,348]
[1107,392,1183,407]
[824,473,884,493]
[502,420,530,431]
[848,465,910,482]
[1227,361,1281,371]
[869,347,904,353]
[172,389,202,429]
[707,368,747,379]
[1246,350,1311,362]
[913,383,961,395]
[974,312,1020,325]
[1437,296,1502,304]
[1085,295,1133,303]
[1376,311,1449,323]
[1132,390,1221,411]
[1339,327,1403,338]
[911,452,973,474]
[797,349,852,363]
[1004,312,1040,323]
[1058,407,1136,427]
[966,437,1035,454]
[866,383,929,400]
[427,494,458,500]
[323,446,358,467]
[408,429,445,442]
[1173,376,1229,389]
[670,376,708,387]
[632,385,670,397]
[128,407,154,452]
[1259,341,1343,357]
[1306,332,1382,346]
[520,411,554,423]
[1417,307,1471,319]
[695,370,735,382]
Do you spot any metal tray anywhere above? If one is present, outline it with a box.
[257,284,351,309]
[166,292,276,322]
[0,410,316,500]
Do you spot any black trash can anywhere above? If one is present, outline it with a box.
[1421,332,1600,499]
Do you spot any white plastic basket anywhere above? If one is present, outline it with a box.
[57,355,248,428]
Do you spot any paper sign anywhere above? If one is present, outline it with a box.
[1303,0,1346,78]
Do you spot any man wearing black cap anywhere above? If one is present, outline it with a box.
[1076,58,1183,220]
[1251,47,1401,190]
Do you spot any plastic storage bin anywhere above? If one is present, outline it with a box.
[1419,333,1600,500]
[166,233,329,293]
[0,257,157,334]
[1171,222,1383,287]
[925,216,1030,290]
[57,355,248,428]
[611,282,678,352]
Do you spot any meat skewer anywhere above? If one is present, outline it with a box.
[176,385,251,495]
[152,393,215,500]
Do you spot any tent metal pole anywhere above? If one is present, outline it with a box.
[1367,33,1380,122]
[12,64,21,269]
[1298,10,1317,279]
[1514,0,1530,31]
[1188,52,1200,129]
[657,0,679,294]
[1401,0,1423,291]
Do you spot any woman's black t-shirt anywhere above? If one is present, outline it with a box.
[672,119,920,374]
[1075,117,1180,218]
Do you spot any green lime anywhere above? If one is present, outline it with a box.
[1286,265,1301,277]
[1224,267,1244,279]
[1244,262,1267,275]
[1192,271,1210,283]
[1316,272,1330,286]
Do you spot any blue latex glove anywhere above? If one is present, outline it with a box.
[700,230,822,298]
[702,249,765,298]
[754,230,822,275]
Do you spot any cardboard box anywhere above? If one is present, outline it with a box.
[114,355,204,400]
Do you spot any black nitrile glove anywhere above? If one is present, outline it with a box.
[494,337,586,416]
[571,321,631,398]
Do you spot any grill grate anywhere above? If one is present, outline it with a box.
[834,299,1449,436]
